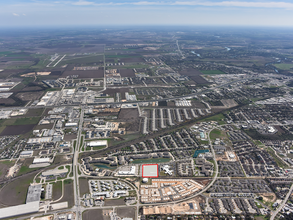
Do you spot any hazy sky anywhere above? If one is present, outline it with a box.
[1,0,293,27]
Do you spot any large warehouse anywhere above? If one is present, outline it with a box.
[86,140,108,147]
[142,164,159,178]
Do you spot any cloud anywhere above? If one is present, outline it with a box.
[69,0,293,9]
[72,0,94,5]
[12,13,20,16]
[172,1,293,9]
[23,14,26,16]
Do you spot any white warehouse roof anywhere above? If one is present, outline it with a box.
[33,158,50,164]
[0,201,39,219]
[87,140,107,147]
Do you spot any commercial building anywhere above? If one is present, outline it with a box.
[142,164,158,178]
[118,166,136,175]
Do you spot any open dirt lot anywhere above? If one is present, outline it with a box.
[0,98,15,105]
[180,69,210,84]
[55,180,74,207]
[0,69,25,79]
[79,177,90,196]
[116,207,135,219]
[104,198,126,206]
[103,88,129,98]
[0,160,15,180]
[118,108,140,132]
[83,209,110,220]
[61,69,104,79]
[119,69,135,77]
[0,124,35,136]
[118,108,139,121]
[64,134,77,141]
[16,91,44,101]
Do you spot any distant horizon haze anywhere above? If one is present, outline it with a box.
[1,0,293,27]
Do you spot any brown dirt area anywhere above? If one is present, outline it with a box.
[118,69,135,77]
[104,198,126,206]
[0,160,15,181]
[83,209,110,220]
[221,99,238,107]
[34,124,54,130]
[16,91,44,101]
[180,69,210,84]
[258,193,276,202]
[79,177,90,196]
[118,108,139,121]
[57,181,74,208]
[0,98,15,105]
[61,70,104,79]
[103,88,129,98]
[118,108,140,132]
[116,207,135,219]
[0,124,35,136]
[64,134,77,141]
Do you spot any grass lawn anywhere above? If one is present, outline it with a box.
[210,129,222,140]
[86,145,107,151]
[200,70,226,75]
[200,113,225,125]
[52,181,63,200]
[274,63,293,70]
[17,165,39,176]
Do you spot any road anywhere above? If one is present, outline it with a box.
[270,183,293,220]
[176,40,184,59]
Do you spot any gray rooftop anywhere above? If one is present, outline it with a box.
[26,184,42,203]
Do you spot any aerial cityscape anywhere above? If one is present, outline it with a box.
[1,1,293,220]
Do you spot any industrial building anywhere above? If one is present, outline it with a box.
[26,184,42,203]
[0,201,39,219]
[86,140,107,147]
[20,150,33,158]
[33,157,51,164]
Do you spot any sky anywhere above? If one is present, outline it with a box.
[1,0,293,27]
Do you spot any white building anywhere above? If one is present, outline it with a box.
[87,140,107,147]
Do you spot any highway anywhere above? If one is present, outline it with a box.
[72,108,84,220]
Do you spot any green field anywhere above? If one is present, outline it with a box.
[18,165,39,176]
[209,129,222,140]
[274,63,293,70]
[200,70,226,75]
[200,113,225,124]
